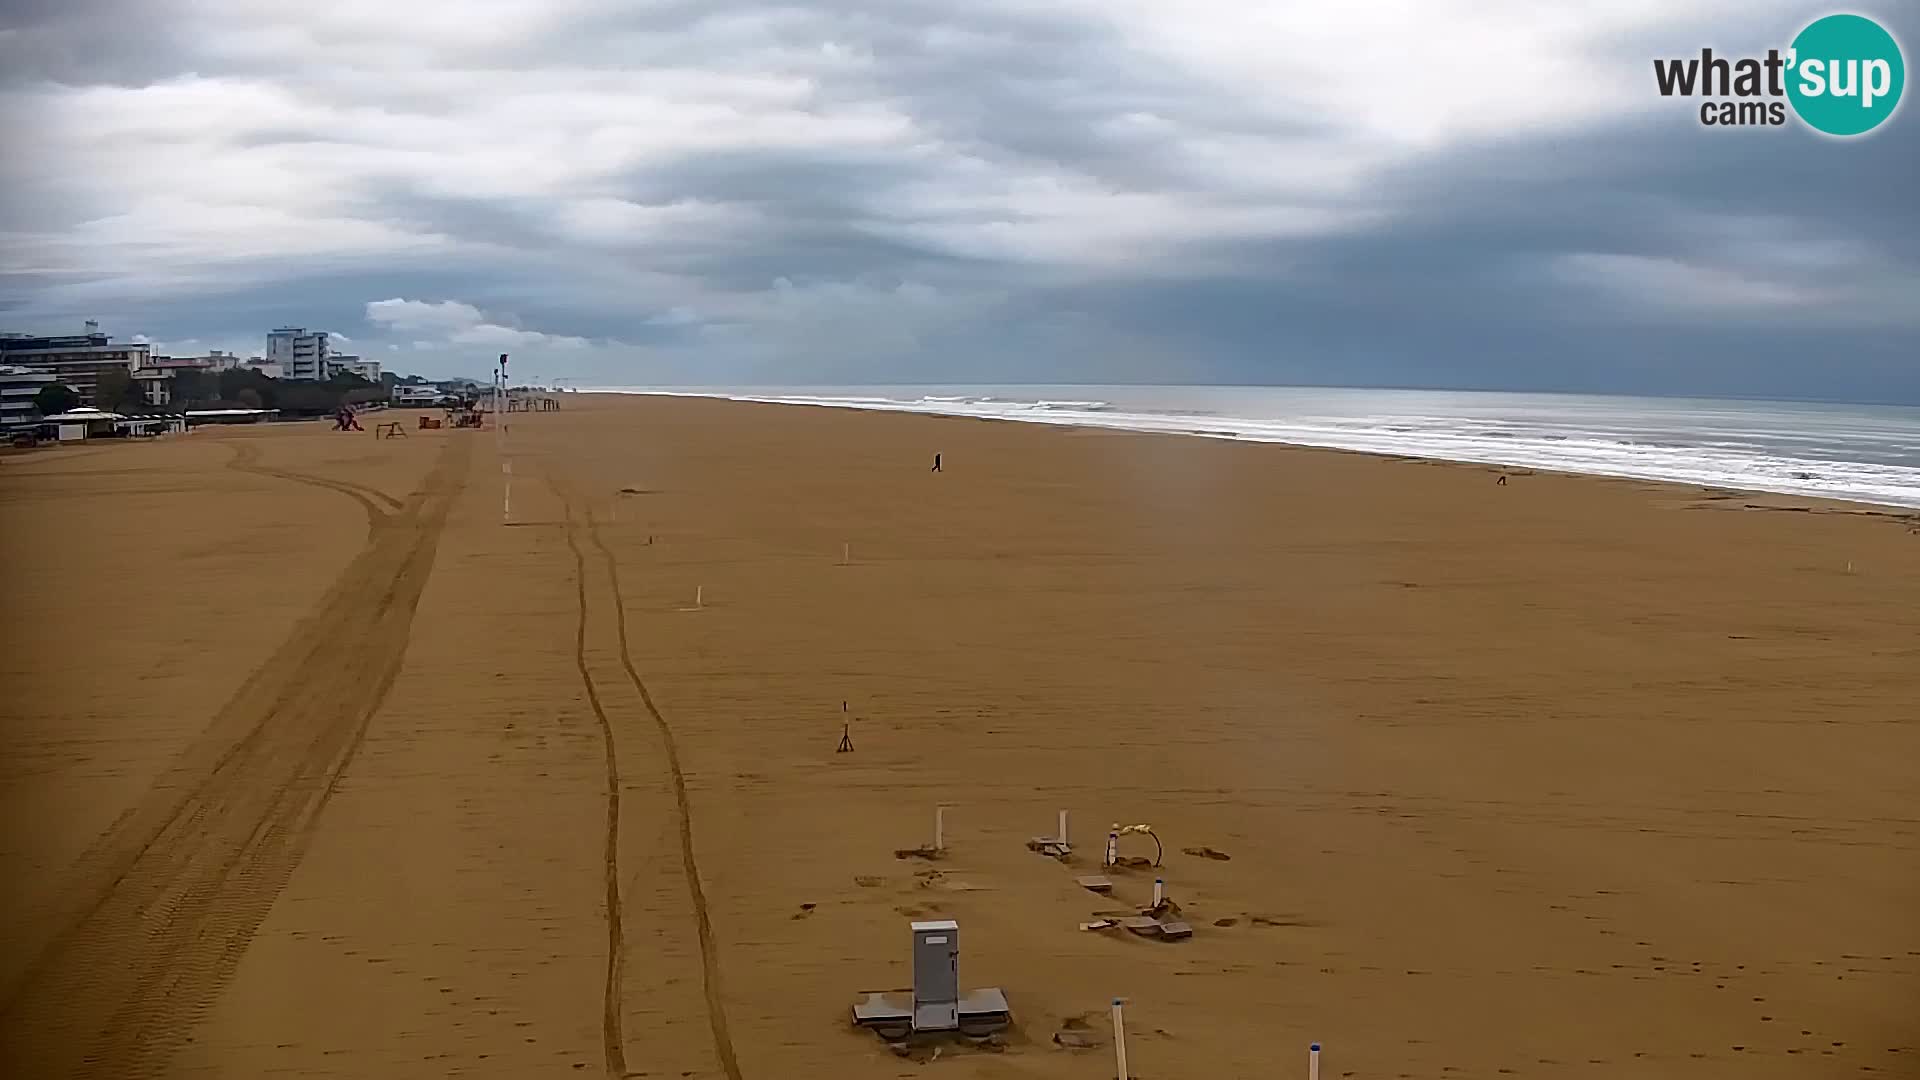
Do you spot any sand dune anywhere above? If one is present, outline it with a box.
[1,395,1915,1078]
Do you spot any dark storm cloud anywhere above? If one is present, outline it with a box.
[618,148,936,222]
[636,220,983,292]
[0,0,1915,399]
[347,185,564,256]
[1004,110,1920,400]
[0,0,187,88]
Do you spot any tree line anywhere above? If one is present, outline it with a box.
[32,366,402,418]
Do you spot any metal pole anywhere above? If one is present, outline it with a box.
[1310,1042,1320,1080]
[497,365,508,523]
[1111,998,1129,1079]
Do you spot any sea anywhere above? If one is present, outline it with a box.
[591,385,1920,510]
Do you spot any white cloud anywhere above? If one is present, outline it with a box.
[367,297,594,350]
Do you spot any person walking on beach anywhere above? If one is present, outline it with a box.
[931,452,942,473]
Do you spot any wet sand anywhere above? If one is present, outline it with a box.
[1,394,1915,1079]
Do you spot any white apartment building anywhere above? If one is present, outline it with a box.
[174,350,245,372]
[265,327,330,381]
[332,355,382,382]
[391,385,444,406]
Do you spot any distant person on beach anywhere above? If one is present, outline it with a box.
[931,453,942,472]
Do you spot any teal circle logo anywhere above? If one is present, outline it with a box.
[1786,14,1905,136]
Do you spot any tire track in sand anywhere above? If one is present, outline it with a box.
[228,440,405,523]
[579,497,743,1080]
[0,435,469,1079]
[561,502,632,1080]
[552,475,742,1080]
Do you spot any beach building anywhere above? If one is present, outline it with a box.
[151,351,244,374]
[0,323,151,405]
[266,328,330,381]
[117,413,187,436]
[392,385,444,406]
[132,368,174,406]
[140,352,249,405]
[38,407,126,441]
[32,407,198,441]
[332,355,381,382]
[185,407,277,426]
[149,356,210,374]
[0,365,57,429]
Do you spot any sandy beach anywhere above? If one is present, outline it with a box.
[1,393,1915,1079]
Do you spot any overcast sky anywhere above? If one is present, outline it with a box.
[2,1,1915,400]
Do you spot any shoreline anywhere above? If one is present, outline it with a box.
[591,388,1920,515]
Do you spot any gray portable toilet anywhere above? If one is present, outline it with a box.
[851,918,1010,1039]
[911,920,960,1032]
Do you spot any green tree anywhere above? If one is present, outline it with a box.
[236,387,264,409]
[170,369,209,404]
[94,366,137,411]
[33,383,79,416]
[216,368,279,409]
[216,367,248,402]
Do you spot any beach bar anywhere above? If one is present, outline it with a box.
[38,407,127,442]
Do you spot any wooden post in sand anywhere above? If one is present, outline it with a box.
[1111,998,1130,1079]
[842,542,850,566]
[502,460,512,524]
[1059,809,1070,847]
[934,805,947,852]
[1309,1042,1321,1080]
[1152,878,1164,907]
[696,585,704,609]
